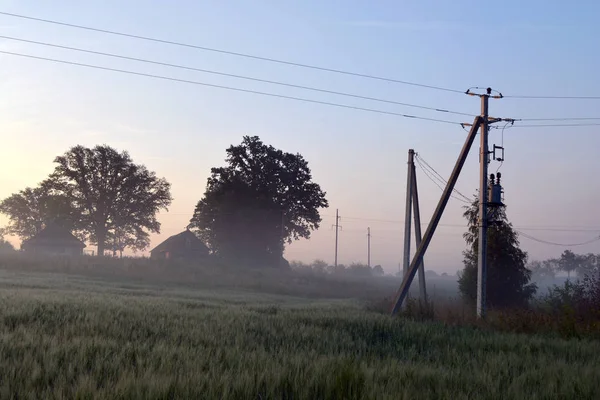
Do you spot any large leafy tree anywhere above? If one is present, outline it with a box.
[189,136,328,266]
[0,180,78,240]
[48,145,172,256]
[458,194,537,309]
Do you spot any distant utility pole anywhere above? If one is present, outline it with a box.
[390,87,506,317]
[280,210,286,267]
[332,209,342,267]
[367,227,371,267]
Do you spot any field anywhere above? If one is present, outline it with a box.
[0,257,599,399]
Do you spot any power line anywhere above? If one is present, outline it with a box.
[509,122,600,128]
[506,94,600,100]
[517,230,600,247]
[515,117,600,121]
[0,10,465,94]
[415,158,471,205]
[414,154,472,202]
[163,212,600,233]
[0,35,475,117]
[0,50,463,125]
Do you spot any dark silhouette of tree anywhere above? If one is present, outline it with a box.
[372,265,385,276]
[558,250,583,280]
[0,180,78,240]
[528,259,558,281]
[48,145,172,256]
[189,136,328,266]
[458,194,537,309]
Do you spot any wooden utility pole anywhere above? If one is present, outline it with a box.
[391,119,482,315]
[411,159,427,302]
[402,150,414,278]
[401,149,427,303]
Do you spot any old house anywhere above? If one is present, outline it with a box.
[21,223,86,256]
[150,229,209,260]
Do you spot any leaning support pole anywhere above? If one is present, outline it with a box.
[411,161,427,303]
[390,116,482,315]
[402,149,414,277]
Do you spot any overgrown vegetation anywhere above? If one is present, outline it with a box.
[458,194,537,308]
[0,270,598,399]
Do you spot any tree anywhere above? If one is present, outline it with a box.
[48,145,172,255]
[372,265,385,276]
[527,259,557,281]
[557,250,583,280]
[0,181,78,240]
[189,136,328,266]
[458,194,537,309]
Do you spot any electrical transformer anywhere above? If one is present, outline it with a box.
[488,173,504,207]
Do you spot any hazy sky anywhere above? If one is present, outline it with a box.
[1,0,599,274]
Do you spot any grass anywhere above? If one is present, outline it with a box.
[0,269,599,399]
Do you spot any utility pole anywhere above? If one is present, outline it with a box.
[466,87,504,319]
[477,90,490,319]
[411,160,427,302]
[280,210,286,267]
[402,149,414,277]
[391,117,482,315]
[390,87,505,316]
[367,227,371,268]
[332,209,341,267]
[401,149,427,302]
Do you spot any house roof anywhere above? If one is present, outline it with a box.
[150,229,209,254]
[21,223,86,249]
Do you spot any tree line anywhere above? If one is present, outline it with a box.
[0,136,328,265]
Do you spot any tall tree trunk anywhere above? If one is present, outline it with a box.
[97,228,106,257]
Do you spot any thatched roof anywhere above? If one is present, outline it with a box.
[21,223,85,249]
[150,229,209,255]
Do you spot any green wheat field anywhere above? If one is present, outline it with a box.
[0,268,598,399]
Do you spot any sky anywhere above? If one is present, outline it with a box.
[0,0,599,274]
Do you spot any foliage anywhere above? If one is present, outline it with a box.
[458,194,537,309]
[0,274,598,399]
[539,272,600,322]
[527,259,558,281]
[189,136,328,266]
[48,145,172,255]
[0,181,78,240]
[558,250,583,279]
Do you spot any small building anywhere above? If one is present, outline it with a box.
[21,223,86,256]
[150,229,209,260]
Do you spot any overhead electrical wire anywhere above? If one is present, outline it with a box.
[514,117,600,121]
[164,211,600,233]
[0,10,465,94]
[505,94,600,100]
[414,154,472,203]
[0,50,464,125]
[2,13,600,121]
[508,122,600,128]
[0,35,475,117]
[516,230,600,247]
